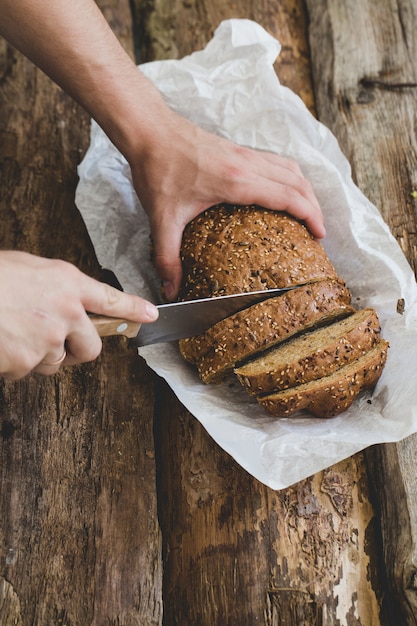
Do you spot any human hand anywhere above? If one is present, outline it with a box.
[0,251,158,380]
[129,113,326,301]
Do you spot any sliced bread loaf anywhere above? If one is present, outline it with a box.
[180,280,354,384]
[179,278,352,368]
[257,340,389,418]
[179,204,339,301]
[178,205,389,419]
[235,308,381,395]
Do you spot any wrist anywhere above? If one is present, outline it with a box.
[85,61,174,164]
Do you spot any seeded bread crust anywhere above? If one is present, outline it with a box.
[179,279,353,383]
[258,340,389,418]
[179,204,338,301]
[235,308,381,395]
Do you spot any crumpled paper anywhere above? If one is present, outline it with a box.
[75,19,417,489]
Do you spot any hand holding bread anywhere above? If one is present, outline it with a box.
[139,142,326,301]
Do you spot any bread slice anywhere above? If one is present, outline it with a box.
[179,204,339,301]
[257,340,389,418]
[179,279,354,383]
[235,308,381,395]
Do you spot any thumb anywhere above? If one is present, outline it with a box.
[151,219,184,301]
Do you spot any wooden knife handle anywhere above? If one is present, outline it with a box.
[90,315,141,339]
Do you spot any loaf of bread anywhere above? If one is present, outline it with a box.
[178,203,389,418]
[257,340,389,418]
[179,204,338,301]
[235,308,381,395]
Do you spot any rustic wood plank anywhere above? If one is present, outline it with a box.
[135,2,388,623]
[307,0,417,273]
[367,441,417,625]
[306,0,417,623]
[0,1,162,623]
[154,383,383,625]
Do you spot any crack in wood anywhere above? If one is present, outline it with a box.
[360,77,417,91]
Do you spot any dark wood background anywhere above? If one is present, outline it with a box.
[1,0,416,624]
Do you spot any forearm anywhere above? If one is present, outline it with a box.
[0,0,169,159]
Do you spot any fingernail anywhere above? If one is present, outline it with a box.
[163,281,175,301]
[146,301,159,320]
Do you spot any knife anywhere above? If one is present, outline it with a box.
[91,287,297,347]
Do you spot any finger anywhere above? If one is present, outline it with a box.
[64,319,103,366]
[0,349,37,380]
[149,216,184,301]
[34,346,68,376]
[253,179,326,239]
[256,151,322,211]
[222,172,326,239]
[78,276,159,321]
[221,146,325,237]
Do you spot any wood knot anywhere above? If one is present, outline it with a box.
[1,420,16,440]
[357,89,376,105]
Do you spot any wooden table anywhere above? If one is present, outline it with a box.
[1,0,416,624]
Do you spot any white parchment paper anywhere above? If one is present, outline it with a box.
[75,19,417,489]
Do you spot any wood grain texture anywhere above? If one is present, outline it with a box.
[0,1,162,623]
[153,379,382,625]
[366,442,417,625]
[307,1,417,622]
